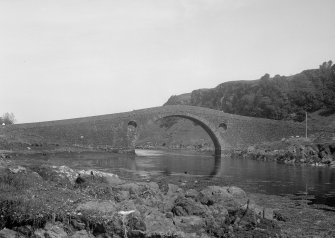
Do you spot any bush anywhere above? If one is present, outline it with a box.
[0,112,16,125]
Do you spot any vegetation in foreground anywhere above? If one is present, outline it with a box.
[0,155,335,237]
[0,157,289,238]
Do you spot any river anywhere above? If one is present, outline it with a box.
[17,149,335,207]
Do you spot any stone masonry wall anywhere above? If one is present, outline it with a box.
[1,105,321,152]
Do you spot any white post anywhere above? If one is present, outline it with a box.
[305,111,308,139]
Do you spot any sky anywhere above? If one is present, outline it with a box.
[1,0,334,123]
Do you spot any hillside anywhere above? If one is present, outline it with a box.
[165,61,335,125]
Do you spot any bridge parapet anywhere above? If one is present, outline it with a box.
[1,105,308,153]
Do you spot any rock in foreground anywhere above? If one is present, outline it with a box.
[0,164,281,237]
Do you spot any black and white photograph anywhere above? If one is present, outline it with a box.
[0,0,335,237]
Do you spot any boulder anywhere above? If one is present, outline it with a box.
[70,230,94,238]
[114,190,130,202]
[117,182,165,210]
[242,201,274,220]
[198,186,247,212]
[227,186,246,199]
[51,165,78,184]
[33,229,46,238]
[198,186,230,205]
[13,225,33,237]
[139,181,160,191]
[43,222,68,238]
[136,182,161,199]
[70,219,86,230]
[118,183,141,196]
[167,184,183,196]
[159,198,175,213]
[95,233,113,238]
[127,215,146,232]
[126,212,146,237]
[8,166,27,174]
[321,154,333,164]
[185,189,199,199]
[172,197,209,217]
[174,216,205,233]
[76,200,117,214]
[50,166,121,185]
[77,169,119,180]
[209,203,229,225]
[198,186,230,204]
[165,212,174,218]
[143,209,177,236]
[116,200,137,212]
[157,184,184,213]
[0,228,19,238]
[174,231,209,238]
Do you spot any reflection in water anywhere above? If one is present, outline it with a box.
[95,154,137,171]
[135,150,220,176]
[16,150,335,207]
[210,153,222,177]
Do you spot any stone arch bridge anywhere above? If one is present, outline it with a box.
[2,105,309,155]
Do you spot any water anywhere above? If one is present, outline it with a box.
[17,149,335,207]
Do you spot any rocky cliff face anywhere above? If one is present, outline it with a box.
[164,93,192,105]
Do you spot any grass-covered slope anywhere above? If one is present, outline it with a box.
[165,61,335,124]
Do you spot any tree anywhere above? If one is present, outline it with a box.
[319,60,335,108]
[0,112,16,125]
[260,73,270,81]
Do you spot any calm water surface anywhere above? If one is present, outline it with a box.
[18,149,335,207]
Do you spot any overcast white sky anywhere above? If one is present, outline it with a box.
[1,0,334,123]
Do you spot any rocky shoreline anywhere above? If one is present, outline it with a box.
[0,157,294,238]
[230,136,335,167]
[1,155,335,237]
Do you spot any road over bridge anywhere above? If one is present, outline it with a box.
[2,105,309,155]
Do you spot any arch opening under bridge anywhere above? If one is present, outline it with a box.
[128,112,227,157]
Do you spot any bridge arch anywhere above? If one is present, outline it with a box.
[158,115,222,155]
[132,111,226,156]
